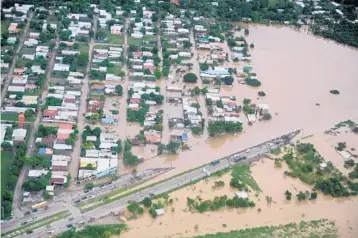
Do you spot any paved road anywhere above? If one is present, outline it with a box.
[1,168,170,233]
[1,130,299,237]
[1,13,33,103]
[11,34,60,220]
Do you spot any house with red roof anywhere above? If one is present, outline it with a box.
[132,51,143,59]
[43,109,57,119]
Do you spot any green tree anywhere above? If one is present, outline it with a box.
[115,85,123,96]
[154,68,162,79]
[85,183,94,190]
[166,141,180,154]
[142,197,152,208]
[183,73,198,83]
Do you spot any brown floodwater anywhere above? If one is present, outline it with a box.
[119,159,358,238]
[129,24,358,175]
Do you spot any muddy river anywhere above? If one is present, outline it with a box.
[119,159,358,238]
[130,24,358,176]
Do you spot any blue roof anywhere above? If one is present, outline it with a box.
[39,148,46,154]
[182,133,188,141]
[102,117,114,123]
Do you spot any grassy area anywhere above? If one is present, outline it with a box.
[24,89,41,96]
[107,65,124,75]
[1,210,71,236]
[108,34,124,45]
[94,45,109,49]
[1,20,9,35]
[1,151,14,196]
[128,37,143,46]
[192,219,337,238]
[57,224,126,238]
[79,43,89,56]
[1,113,36,122]
[231,165,261,192]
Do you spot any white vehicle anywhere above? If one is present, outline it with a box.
[47,230,54,234]
[245,149,250,153]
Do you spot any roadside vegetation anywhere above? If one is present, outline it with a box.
[278,143,358,197]
[1,144,26,220]
[57,224,126,238]
[192,219,338,238]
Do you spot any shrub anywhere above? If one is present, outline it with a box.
[258,91,266,96]
[183,73,198,83]
[245,78,261,87]
[330,89,340,95]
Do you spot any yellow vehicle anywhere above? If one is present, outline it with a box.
[31,201,47,210]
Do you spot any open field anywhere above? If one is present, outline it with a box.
[127,37,142,46]
[1,151,14,196]
[1,20,9,35]
[1,114,36,122]
[108,34,124,45]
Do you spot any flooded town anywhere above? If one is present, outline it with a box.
[1,0,358,238]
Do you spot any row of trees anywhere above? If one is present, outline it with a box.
[123,139,140,166]
[157,141,181,155]
[207,121,243,137]
[1,144,26,219]
[127,103,149,125]
[187,195,255,213]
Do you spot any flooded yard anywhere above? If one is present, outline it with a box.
[132,24,358,176]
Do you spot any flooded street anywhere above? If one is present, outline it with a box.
[120,159,358,238]
[131,24,358,176]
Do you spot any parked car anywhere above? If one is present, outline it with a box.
[21,222,27,226]
[74,199,81,203]
[66,224,73,228]
[24,211,31,216]
[26,230,33,234]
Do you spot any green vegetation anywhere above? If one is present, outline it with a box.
[128,37,142,45]
[183,73,198,83]
[231,165,261,192]
[335,142,346,151]
[1,144,26,219]
[245,77,261,87]
[127,201,144,215]
[191,127,204,135]
[123,139,140,166]
[213,181,225,188]
[187,195,255,213]
[330,89,340,95]
[282,143,357,197]
[208,121,243,137]
[263,113,272,120]
[57,224,126,238]
[258,91,266,96]
[284,190,292,200]
[115,85,123,96]
[141,92,164,104]
[1,113,35,122]
[2,210,71,237]
[127,103,149,125]
[1,152,14,196]
[192,219,338,238]
[108,35,124,44]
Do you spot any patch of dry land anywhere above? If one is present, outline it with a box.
[118,136,358,238]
